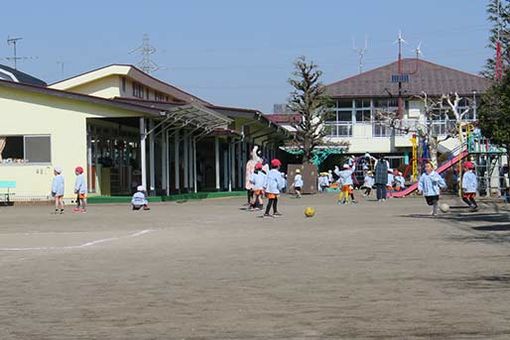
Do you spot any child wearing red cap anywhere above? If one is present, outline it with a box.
[74,166,88,213]
[263,159,286,217]
[249,162,266,211]
[462,161,478,211]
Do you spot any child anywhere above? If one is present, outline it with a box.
[318,172,330,192]
[249,162,266,210]
[338,163,357,204]
[51,166,65,214]
[131,185,150,210]
[292,168,303,198]
[394,171,406,191]
[263,158,285,217]
[387,169,395,193]
[418,161,447,216]
[74,166,88,213]
[362,171,374,197]
[462,161,479,212]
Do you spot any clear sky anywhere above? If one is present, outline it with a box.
[1,0,491,112]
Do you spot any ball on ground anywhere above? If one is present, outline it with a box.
[439,203,450,213]
[304,207,316,217]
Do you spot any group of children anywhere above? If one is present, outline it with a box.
[51,165,151,214]
[247,158,287,217]
[50,165,87,214]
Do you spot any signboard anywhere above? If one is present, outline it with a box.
[391,74,409,83]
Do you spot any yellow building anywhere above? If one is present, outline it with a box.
[0,64,286,201]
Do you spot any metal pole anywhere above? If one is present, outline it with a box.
[161,127,166,195]
[165,129,170,195]
[183,132,189,191]
[174,130,180,192]
[139,117,147,190]
[215,137,220,191]
[193,137,198,193]
[229,140,233,192]
[149,119,155,195]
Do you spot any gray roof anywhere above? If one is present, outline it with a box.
[325,59,492,98]
[0,64,47,86]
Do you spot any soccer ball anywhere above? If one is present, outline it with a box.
[304,207,316,217]
[439,203,450,213]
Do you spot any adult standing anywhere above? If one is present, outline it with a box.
[245,145,262,205]
[374,156,389,201]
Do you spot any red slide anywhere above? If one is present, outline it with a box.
[389,149,468,198]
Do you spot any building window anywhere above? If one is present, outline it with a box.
[146,89,150,100]
[132,82,145,98]
[155,91,166,102]
[0,135,51,164]
[336,99,352,108]
[121,77,126,92]
[337,111,352,122]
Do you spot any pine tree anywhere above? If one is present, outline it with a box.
[287,56,335,163]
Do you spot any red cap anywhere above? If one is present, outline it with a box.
[270,159,282,167]
[75,166,84,174]
[464,161,474,169]
[255,162,263,170]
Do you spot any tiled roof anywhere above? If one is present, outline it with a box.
[264,113,302,124]
[0,64,47,86]
[325,58,492,98]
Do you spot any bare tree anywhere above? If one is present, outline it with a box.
[375,92,471,167]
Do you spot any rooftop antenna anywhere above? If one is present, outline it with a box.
[56,60,65,77]
[393,30,408,118]
[130,33,159,74]
[5,36,37,70]
[352,35,368,74]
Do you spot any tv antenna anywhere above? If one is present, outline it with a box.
[130,33,159,74]
[352,35,368,74]
[56,60,66,77]
[5,36,37,69]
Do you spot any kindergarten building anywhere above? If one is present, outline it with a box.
[323,58,492,166]
[0,64,288,201]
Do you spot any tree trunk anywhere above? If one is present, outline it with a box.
[429,136,439,168]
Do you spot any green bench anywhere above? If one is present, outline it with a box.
[0,181,16,206]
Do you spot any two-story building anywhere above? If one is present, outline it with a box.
[324,58,492,167]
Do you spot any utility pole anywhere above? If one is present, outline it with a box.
[495,0,504,81]
[130,34,159,74]
[352,35,368,74]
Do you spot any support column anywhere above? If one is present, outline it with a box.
[183,133,189,192]
[165,130,170,195]
[188,135,193,189]
[193,137,198,193]
[161,128,167,195]
[237,142,242,189]
[215,137,220,191]
[174,130,180,192]
[149,119,155,195]
[229,141,234,192]
[86,126,93,193]
[139,117,147,191]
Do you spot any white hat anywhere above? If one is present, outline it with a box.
[343,164,350,169]
[295,168,301,174]
[54,166,63,174]
[137,185,145,192]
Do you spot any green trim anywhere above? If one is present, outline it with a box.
[87,191,246,204]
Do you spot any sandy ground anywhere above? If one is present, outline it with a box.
[0,193,509,339]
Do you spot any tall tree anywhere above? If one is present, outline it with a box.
[478,72,510,164]
[287,56,336,163]
[483,0,510,78]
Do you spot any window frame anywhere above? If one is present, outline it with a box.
[0,134,52,165]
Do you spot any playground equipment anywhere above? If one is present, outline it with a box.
[285,147,346,168]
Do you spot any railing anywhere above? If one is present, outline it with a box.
[324,123,352,137]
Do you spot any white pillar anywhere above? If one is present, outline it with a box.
[165,130,170,195]
[183,133,189,191]
[86,127,92,193]
[149,119,155,195]
[215,137,220,190]
[188,135,193,189]
[229,141,234,192]
[237,142,242,188]
[193,137,198,193]
[161,128,166,195]
[139,118,147,190]
[174,131,180,192]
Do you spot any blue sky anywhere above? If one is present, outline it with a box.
[1,0,491,112]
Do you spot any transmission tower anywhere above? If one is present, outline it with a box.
[352,36,368,74]
[130,34,159,74]
[5,37,37,69]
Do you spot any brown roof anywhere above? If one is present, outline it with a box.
[264,113,302,124]
[326,58,492,98]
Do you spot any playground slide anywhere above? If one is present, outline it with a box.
[389,149,469,198]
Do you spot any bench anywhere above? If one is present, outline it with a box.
[0,180,16,206]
